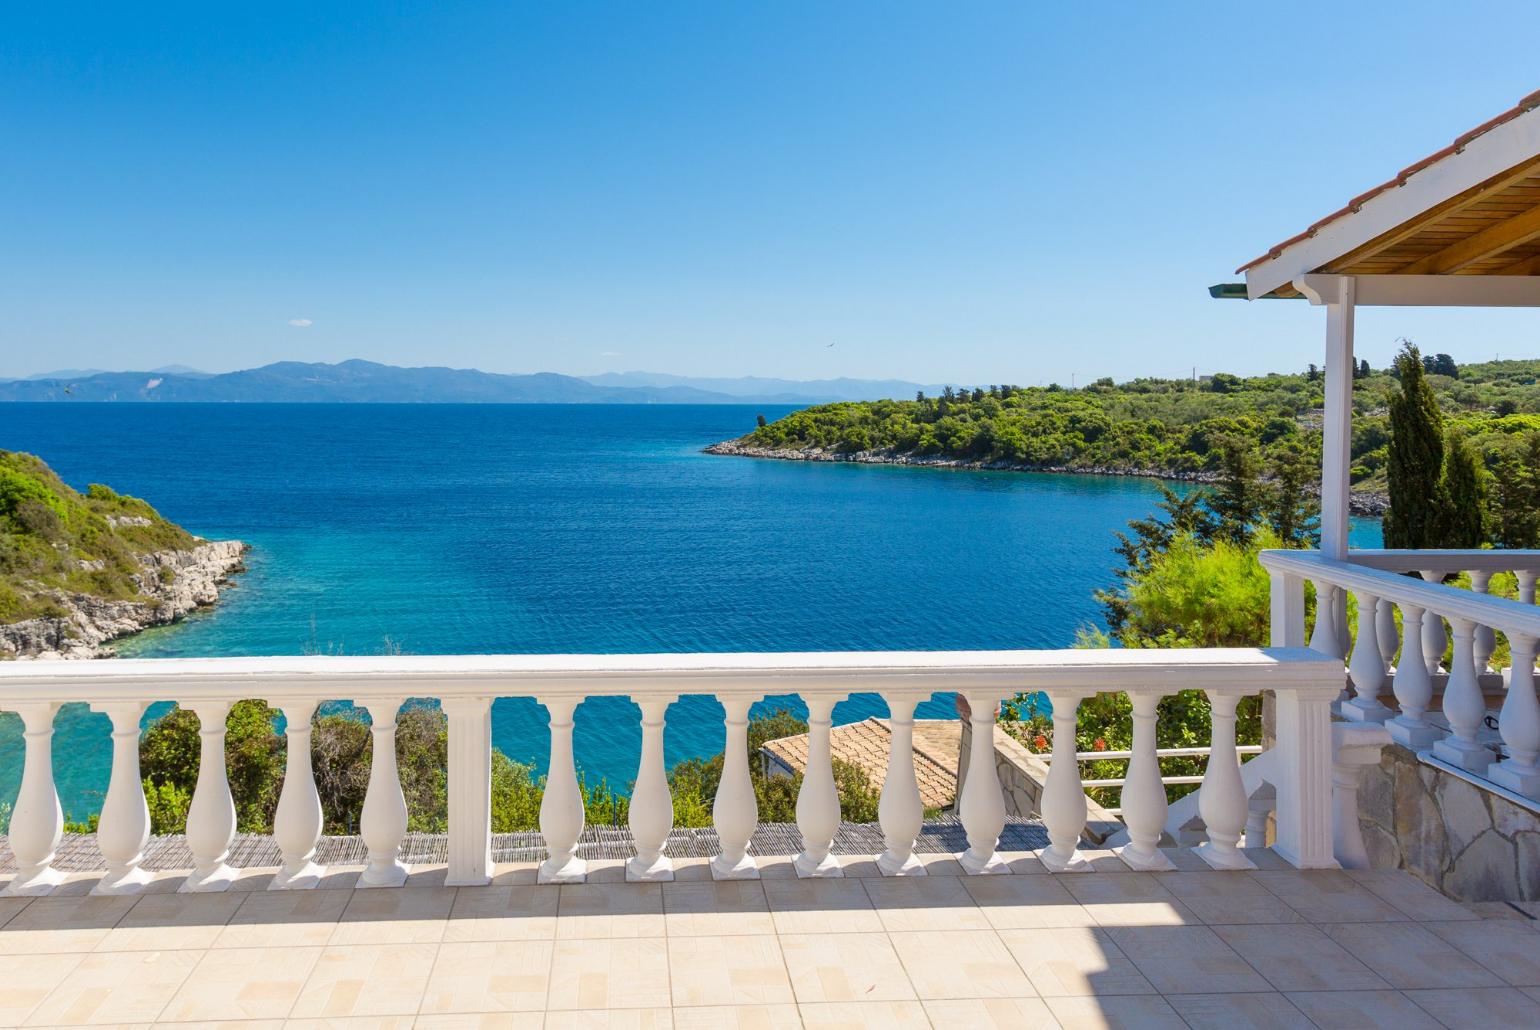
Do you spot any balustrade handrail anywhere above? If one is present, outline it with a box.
[1344,548,1540,576]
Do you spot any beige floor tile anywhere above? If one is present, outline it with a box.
[289,942,436,1017]
[666,934,792,1006]
[1081,899,1199,927]
[215,888,353,949]
[997,926,1155,997]
[404,867,449,889]
[413,1014,544,1030]
[1249,870,1408,923]
[1242,848,1292,869]
[1163,848,1215,871]
[1165,991,1314,1029]
[0,953,85,1025]
[1005,853,1049,875]
[543,1009,673,1029]
[556,883,664,940]
[670,1003,801,1028]
[798,1000,931,1028]
[918,854,966,876]
[1402,986,1540,1027]
[1347,870,1482,922]
[443,886,558,942]
[1320,921,1505,990]
[862,875,991,932]
[419,940,554,1014]
[1424,918,1540,986]
[1104,925,1271,994]
[836,856,886,878]
[283,1018,414,1029]
[547,938,670,1010]
[1180,893,1306,925]
[314,866,368,891]
[1,895,137,954]
[1041,994,1186,1029]
[1283,990,1444,1029]
[159,946,323,1021]
[1059,873,1177,905]
[752,856,799,879]
[489,863,540,887]
[24,948,200,1025]
[0,897,34,929]
[924,996,1059,1029]
[224,867,279,892]
[960,871,1088,925]
[660,881,772,937]
[889,929,1035,1000]
[1212,923,1388,991]
[330,888,453,945]
[95,890,245,952]
[778,932,916,1003]
[1150,871,1271,899]
[761,878,882,934]
[664,856,713,882]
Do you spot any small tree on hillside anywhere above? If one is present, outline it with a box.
[1208,436,1264,545]
[1385,342,1447,548]
[1264,441,1320,547]
[1440,430,1488,547]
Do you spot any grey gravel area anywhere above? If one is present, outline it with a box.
[0,817,1050,872]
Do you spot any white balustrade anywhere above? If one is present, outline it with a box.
[270,700,326,889]
[711,695,760,880]
[1432,618,1492,773]
[1489,633,1540,795]
[1039,690,1091,872]
[181,701,237,892]
[1245,783,1276,849]
[794,694,846,877]
[627,695,676,882]
[1195,691,1255,870]
[443,696,493,887]
[92,701,153,894]
[1344,590,1390,721]
[876,692,927,876]
[1420,572,1448,675]
[1470,570,1497,671]
[1116,691,1173,871]
[2,703,66,896]
[357,698,409,888]
[538,695,586,884]
[1387,603,1440,748]
[957,690,1007,874]
[1309,582,1345,661]
[1374,598,1398,670]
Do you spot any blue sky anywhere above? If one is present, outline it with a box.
[3,2,1537,384]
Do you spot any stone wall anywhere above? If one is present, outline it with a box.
[956,720,1121,845]
[1358,741,1540,902]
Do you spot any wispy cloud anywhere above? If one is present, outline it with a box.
[600,350,621,358]
[288,318,313,328]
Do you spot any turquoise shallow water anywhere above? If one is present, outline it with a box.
[0,403,1382,819]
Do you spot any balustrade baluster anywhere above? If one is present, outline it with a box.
[957,690,1008,875]
[1345,591,1391,721]
[1387,603,1440,748]
[1040,690,1090,872]
[1420,572,1448,674]
[1375,598,1398,670]
[1470,571,1497,671]
[1195,691,1256,870]
[1308,582,1345,660]
[270,700,325,889]
[92,701,153,894]
[1489,633,1540,797]
[181,701,237,892]
[538,696,586,884]
[357,698,410,888]
[2,702,66,896]
[1519,570,1538,606]
[1116,691,1173,871]
[1431,618,1492,774]
[1245,784,1276,849]
[794,694,845,877]
[628,695,676,882]
[711,696,760,880]
[876,692,927,876]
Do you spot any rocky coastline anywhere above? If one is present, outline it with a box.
[1,539,248,660]
[705,440,1390,517]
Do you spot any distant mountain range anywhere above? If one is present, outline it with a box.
[0,360,945,405]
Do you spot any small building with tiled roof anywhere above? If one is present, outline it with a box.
[758,717,961,810]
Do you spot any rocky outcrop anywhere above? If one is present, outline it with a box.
[706,440,1391,516]
[1,539,247,660]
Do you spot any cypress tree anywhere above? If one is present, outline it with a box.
[1440,430,1487,547]
[1385,342,1446,548]
[1207,436,1264,545]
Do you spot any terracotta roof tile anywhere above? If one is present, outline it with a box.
[759,717,960,810]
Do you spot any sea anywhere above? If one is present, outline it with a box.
[0,403,1383,820]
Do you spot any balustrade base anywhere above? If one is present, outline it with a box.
[179,862,236,893]
[793,850,843,878]
[537,854,587,885]
[1487,761,1540,797]
[93,864,154,895]
[1038,845,1092,873]
[356,858,410,889]
[876,850,927,876]
[625,854,674,882]
[1,864,68,897]
[1194,842,1257,871]
[1115,844,1175,872]
[269,861,326,890]
[709,852,759,880]
[1386,718,1443,749]
[958,848,1009,875]
[1338,698,1393,723]
[1432,738,1494,774]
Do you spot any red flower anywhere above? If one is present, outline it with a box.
[1092,737,1107,751]
[1032,734,1048,750]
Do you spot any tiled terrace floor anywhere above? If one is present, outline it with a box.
[0,848,1537,1030]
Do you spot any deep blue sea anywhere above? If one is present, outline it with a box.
[0,404,1382,820]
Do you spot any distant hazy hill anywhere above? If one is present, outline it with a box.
[0,360,936,404]
[582,371,946,401]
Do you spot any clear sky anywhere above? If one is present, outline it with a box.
[3,2,1538,384]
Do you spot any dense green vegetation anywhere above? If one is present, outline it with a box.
[0,450,198,623]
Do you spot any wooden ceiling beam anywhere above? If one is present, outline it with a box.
[1492,252,1540,275]
[1396,203,1540,274]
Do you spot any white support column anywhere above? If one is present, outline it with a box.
[2,702,66,896]
[627,694,677,882]
[876,692,928,876]
[711,695,761,880]
[1195,692,1256,871]
[357,698,409,888]
[91,701,153,895]
[957,690,1008,875]
[1271,685,1339,869]
[1319,276,1355,560]
[537,695,586,884]
[794,693,846,878]
[1489,633,1540,797]
[1269,571,1307,648]
[1432,618,1492,774]
[442,696,493,887]
[1344,591,1391,722]
[270,699,325,889]
[1039,690,1091,873]
[1387,603,1441,748]
[1117,691,1174,871]
[181,700,237,892]
[1332,723,1392,869]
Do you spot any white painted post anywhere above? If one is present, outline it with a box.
[957,690,1008,875]
[356,698,409,888]
[1420,573,1448,675]
[1344,591,1391,721]
[627,694,676,882]
[91,701,153,895]
[442,696,493,887]
[1271,684,1339,869]
[1432,618,1493,774]
[1117,691,1173,871]
[1039,690,1090,872]
[1,702,66,896]
[537,696,585,884]
[1270,571,1307,648]
[181,700,237,892]
[270,700,325,889]
[876,692,927,876]
[1195,692,1255,871]
[1470,571,1497,671]
[1489,633,1540,797]
[711,695,760,880]
[1319,277,1354,561]
[1387,603,1441,748]
[794,694,845,878]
